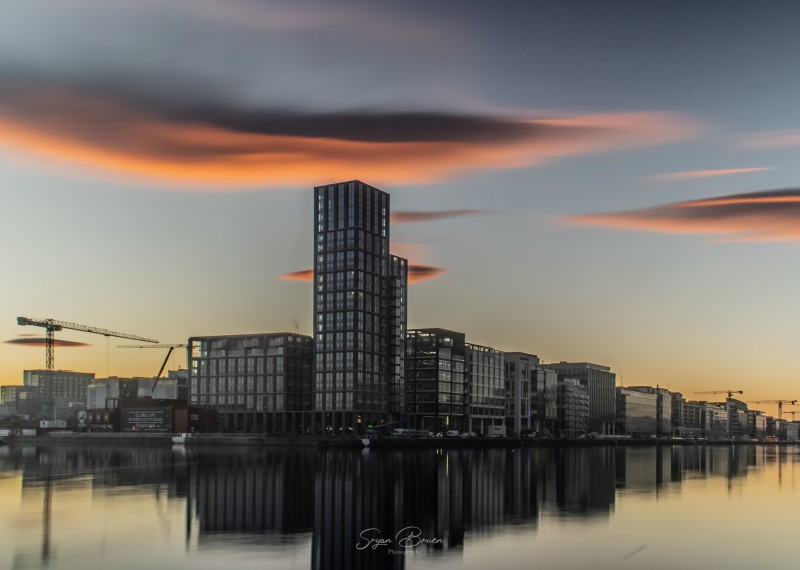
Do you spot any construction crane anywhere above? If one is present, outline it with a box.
[749,400,798,420]
[17,317,158,370]
[118,344,186,378]
[696,390,743,399]
[784,410,799,422]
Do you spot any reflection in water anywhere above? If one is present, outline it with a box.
[0,443,796,570]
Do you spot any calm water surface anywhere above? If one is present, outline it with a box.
[0,444,798,570]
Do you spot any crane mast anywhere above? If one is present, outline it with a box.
[17,317,158,370]
[117,344,187,391]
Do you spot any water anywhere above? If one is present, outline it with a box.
[0,444,797,570]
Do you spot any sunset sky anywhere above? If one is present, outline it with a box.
[2,1,800,416]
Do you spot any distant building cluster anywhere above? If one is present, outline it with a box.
[1,181,797,440]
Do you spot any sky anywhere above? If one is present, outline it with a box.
[2,0,800,416]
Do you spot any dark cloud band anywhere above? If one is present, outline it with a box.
[5,337,92,347]
[391,209,490,223]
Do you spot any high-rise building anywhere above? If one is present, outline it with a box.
[188,333,313,432]
[405,328,467,432]
[547,362,616,434]
[312,181,408,433]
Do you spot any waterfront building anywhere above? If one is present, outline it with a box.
[405,328,467,432]
[0,385,19,406]
[155,369,188,400]
[87,374,187,409]
[626,386,672,436]
[466,343,505,435]
[747,410,767,440]
[21,370,93,419]
[23,370,93,405]
[766,417,783,440]
[87,377,139,409]
[504,352,558,437]
[531,365,558,436]
[680,400,705,438]
[312,180,408,434]
[726,398,749,439]
[0,385,19,416]
[504,352,537,436]
[547,362,616,434]
[616,387,658,436]
[785,422,799,442]
[556,377,589,438]
[703,402,729,439]
[188,333,313,433]
[672,392,705,438]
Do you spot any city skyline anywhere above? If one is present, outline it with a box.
[3,1,800,419]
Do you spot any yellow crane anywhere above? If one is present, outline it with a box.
[749,399,798,420]
[17,317,158,370]
[695,389,743,399]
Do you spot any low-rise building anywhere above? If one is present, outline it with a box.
[556,378,589,438]
[466,343,505,435]
[616,387,658,436]
[405,328,467,432]
[726,398,749,440]
[703,403,729,439]
[22,370,94,419]
[548,362,616,435]
[626,386,672,436]
[188,333,313,433]
[504,352,537,436]
[747,410,767,440]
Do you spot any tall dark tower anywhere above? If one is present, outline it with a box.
[312,180,407,433]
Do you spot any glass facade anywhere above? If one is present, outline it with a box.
[548,362,616,434]
[23,370,93,403]
[556,378,589,438]
[188,333,313,433]
[616,388,658,435]
[313,181,408,433]
[406,328,467,432]
[466,343,505,435]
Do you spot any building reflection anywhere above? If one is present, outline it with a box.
[0,443,789,570]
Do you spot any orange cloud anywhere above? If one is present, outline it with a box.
[0,76,702,189]
[652,167,772,181]
[566,188,800,242]
[281,269,313,281]
[391,209,490,223]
